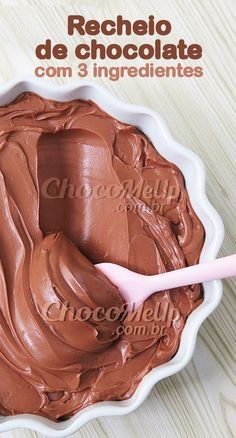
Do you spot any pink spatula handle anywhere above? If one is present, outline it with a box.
[142,254,236,301]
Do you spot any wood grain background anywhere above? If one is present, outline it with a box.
[0,0,235,437]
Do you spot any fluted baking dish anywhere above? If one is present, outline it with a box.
[0,77,224,437]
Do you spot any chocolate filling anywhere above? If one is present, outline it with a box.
[0,93,204,420]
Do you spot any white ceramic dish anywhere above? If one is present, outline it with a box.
[0,76,224,437]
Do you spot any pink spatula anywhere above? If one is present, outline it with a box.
[96,254,236,307]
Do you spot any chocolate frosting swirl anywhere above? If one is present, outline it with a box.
[0,93,204,420]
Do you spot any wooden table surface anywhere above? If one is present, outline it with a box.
[0,1,235,437]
